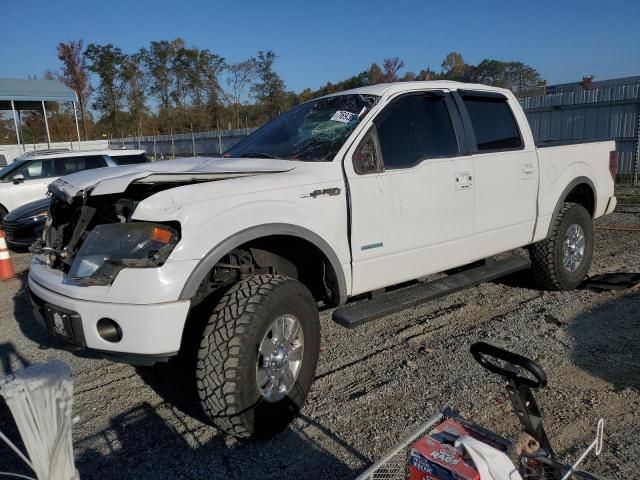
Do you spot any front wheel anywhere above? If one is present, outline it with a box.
[196,274,320,438]
[529,202,594,291]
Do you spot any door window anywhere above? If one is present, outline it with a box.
[14,160,56,180]
[461,95,523,151]
[109,153,150,165]
[56,156,108,175]
[374,94,458,169]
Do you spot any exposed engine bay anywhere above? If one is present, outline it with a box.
[33,182,187,274]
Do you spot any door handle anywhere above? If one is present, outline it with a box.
[456,172,473,190]
[522,163,535,174]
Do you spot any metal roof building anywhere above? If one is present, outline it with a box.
[0,78,81,148]
[521,78,640,184]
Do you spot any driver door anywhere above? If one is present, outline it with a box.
[7,159,57,210]
[345,91,477,295]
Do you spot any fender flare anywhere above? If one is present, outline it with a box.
[546,176,596,237]
[179,223,348,305]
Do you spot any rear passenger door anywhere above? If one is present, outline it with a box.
[456,91,539,256]
[346,91,477,295]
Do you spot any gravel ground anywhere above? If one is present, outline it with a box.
[1,202,639,479]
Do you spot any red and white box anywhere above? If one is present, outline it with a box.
[409,418,508,480]
[409,436,479,480]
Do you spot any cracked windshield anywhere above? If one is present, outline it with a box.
[225,94,379,161]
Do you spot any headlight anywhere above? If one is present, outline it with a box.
[28,211,49,222]
[67,223,179,286]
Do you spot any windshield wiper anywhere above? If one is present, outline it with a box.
[239,151,278,159]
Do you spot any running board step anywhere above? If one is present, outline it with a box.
[333,255,531,328]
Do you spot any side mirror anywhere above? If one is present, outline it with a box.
[353,129,384,175]
[12,174,25,185]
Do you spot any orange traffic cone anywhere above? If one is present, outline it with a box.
[0,230,16,281]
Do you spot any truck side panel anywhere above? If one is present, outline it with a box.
[532,140,616,243]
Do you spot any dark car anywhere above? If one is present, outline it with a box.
[2,197,50,250]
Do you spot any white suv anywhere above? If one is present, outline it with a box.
[0,149,149,220]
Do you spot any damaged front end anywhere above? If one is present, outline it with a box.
[31,159,294,287]
[32,182,182,286]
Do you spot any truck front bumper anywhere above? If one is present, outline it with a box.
[28,267,191,365]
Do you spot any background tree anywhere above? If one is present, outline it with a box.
[367,63,385,85]
[200,49,226,130]
[85,43,127,135]
[417,67,436,80]
[382,57,405,82]
[42,38,547,140]
[401,71,416,82]
[440,52,468,80]
[469,59,542,92]
[121,50,148,136]
[251,50,286,120]
[226,59,256,129]
[145,40,175,116]
[56,40,92,139]
[0,116,16,144]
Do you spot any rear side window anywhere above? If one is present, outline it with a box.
[110,154,150,165]
[56,156,108,175]
[462,96,523,151]
[374,94,458,169]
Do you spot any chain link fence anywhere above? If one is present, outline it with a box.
[109,127,256,160]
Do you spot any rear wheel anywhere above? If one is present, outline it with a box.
[196,274,320,438]
[529,202,593,290]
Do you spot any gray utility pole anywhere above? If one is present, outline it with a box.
[10,100,21,147]
[153,133,157,161]
[41,101,51,149]
[171,128,176,159]
[72,101,81,146]
[191,124,196,157]
[635,100,640,186]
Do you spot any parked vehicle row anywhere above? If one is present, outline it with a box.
[0,149,150,248]
[0,149,149,220]
[25,81,616,439]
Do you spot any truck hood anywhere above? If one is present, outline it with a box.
[49,156,296,202]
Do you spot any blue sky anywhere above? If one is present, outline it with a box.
[2,0,639,92]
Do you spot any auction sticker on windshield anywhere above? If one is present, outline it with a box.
[330,110,359,124]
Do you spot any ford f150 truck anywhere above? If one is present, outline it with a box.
[27,81,617,438]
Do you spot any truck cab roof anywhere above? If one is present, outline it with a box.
[325,80,512,99]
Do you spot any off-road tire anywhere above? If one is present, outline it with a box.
[196,274,320,438]
[529,202,593,291]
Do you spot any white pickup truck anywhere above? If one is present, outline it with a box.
[28,81,617,438]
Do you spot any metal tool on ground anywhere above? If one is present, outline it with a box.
[0,360,78,480]
[0,230,16,281]
[585,272,640,291]
[357,343,606,480]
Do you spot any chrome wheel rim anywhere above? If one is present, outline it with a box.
[563,223,585,273]
[256,314,304,403]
